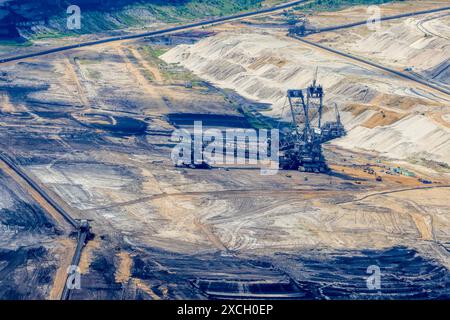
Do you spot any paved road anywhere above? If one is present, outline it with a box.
[311,6,450,34]
[292,35,450,98]
[0,0,309,64]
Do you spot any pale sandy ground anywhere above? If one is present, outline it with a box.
[156,1,450,269]
[1,1,449,296]
[161,28,450,165]
[306,9,450,88]
[306,0,450,28]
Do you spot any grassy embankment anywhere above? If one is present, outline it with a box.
[299,0,400,11]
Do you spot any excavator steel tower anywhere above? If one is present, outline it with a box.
[279,71,346,172]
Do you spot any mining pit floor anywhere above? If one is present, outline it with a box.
[1,0,450,300]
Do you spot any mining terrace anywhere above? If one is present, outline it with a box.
[0,0,449,299]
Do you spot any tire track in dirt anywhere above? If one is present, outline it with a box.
[116,45,170,116]
[130,47,164,82]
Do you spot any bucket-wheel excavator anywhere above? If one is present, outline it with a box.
[279,70,346,172]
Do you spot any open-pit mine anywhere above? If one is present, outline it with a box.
[0,0,449,300]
